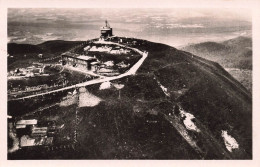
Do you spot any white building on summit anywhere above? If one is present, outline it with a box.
[100,20,113,40]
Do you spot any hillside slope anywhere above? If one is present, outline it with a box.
[127,39,251,159]
[181,36,252,70]
[8,38,252,159]
[181,36,252,92]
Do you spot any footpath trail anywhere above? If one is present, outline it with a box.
[9,42,148,101]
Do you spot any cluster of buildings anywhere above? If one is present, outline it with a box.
[8,65,45,78]
[60,20,134,76]
[61,52,121,76]
[61,50,132,76]
[15,119,56,147]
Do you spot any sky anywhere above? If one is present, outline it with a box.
[7,8,252,48]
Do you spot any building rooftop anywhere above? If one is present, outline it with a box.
[16,124,26,129]
[62,53,96,61]
[20,135,35,147]
[16,119,37,125]
[77,55,96,61]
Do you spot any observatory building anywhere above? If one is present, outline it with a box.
[100,20,113,40]
[61,53,99,71]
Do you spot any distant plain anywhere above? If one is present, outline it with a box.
[8,8,251,48]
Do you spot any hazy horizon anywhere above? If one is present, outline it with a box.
[8,8,252,48]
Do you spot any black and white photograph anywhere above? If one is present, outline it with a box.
[1,0,260,166]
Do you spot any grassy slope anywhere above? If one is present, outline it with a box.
[135,39,252,158]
